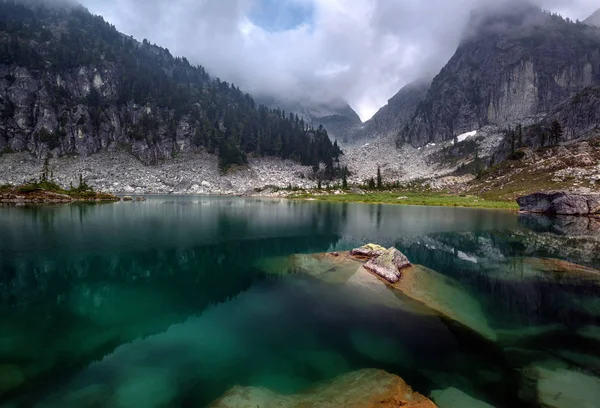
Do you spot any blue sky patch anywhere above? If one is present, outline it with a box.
[249,0,315,32]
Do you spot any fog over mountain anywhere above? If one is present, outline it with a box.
[39,0,600,121]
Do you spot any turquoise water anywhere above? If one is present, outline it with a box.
[0,197,599,407]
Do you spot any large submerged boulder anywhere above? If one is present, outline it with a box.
[210,368,437,408]
[430,387,494,408]
[517,191,600,216]
[363,247,411,283]
[519,363,600,408]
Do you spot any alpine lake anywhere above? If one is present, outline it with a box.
[1,197,599,407]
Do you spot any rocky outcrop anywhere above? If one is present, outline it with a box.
[584,8,600,27]
[348,79,430,144]
[363,247,411,283]
[210,369,437,408]
[258,249,497,341]
[517,191,600,215]
[544,87,600,141]
[349,243,386,258]
[403,5,600,147]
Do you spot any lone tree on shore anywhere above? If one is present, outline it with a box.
[376,166,382,189]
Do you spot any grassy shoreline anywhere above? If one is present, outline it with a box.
[289,191,519,210]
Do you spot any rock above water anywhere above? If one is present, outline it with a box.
[363,247,411,283]
[349,243,386,258]
[210,368,437,408]
[122,196,133,201]
[517,191,600,216]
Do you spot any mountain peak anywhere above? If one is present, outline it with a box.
[584,9,600,27]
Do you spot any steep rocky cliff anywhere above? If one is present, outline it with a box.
[544,86,600,140]
[403,5,600,147]
[584,9,600,27]
[0,0,340,170]
[348,79,430,144]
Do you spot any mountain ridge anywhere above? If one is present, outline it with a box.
[0,0,341,172]
[401,6,600,147]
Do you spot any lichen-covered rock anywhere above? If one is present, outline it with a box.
[210,369,437,408]
[349,243,386,259]
[363,247,411,283]
[517,191,600,215]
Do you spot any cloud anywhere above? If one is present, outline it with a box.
[80,0,599,121]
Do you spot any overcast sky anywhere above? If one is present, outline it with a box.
[80,0,599,121]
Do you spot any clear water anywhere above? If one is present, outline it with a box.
[0,197,599,407]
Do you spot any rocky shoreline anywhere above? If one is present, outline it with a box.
[0,186,119,204]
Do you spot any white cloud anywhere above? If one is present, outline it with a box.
[81,0,600,121]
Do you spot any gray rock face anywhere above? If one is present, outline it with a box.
[363,247,411,284]
[348,79,430,144]
[544,86,600,141]
[403,6,600,147]
[0,63,191,165]
[584,8,600,27]
[517,191,600,215]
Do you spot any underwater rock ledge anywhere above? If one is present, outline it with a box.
[209,368,437,408]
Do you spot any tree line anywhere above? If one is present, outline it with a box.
[0,0,342,172]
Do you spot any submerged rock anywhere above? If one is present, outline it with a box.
[520,364,600,408]
[517,191,600,216]
[349,243,386,259]
[430,387,494,408]
[523,257,600,283]
[210,368,437,408]
[391,265,497,341]
[0,364,25,396]
[363,247,411,283]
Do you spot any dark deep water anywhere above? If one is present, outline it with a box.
[0,197,599,407]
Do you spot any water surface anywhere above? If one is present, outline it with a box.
[0,197,599,407]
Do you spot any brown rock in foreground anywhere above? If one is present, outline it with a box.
[517,191,600,216]
[210,369,437,408]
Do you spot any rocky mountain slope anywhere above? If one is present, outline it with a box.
[0,0,339,170]
[403,4,600,147]
[584,8,600,27]
[347,79,430,145]
[256,96,362,143]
